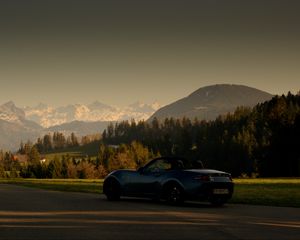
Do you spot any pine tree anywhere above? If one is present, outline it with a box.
[71,132,79,147]
[48,156,63,178]
[43,134,53,152]
[28,146,41,166]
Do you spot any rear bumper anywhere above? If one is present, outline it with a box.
[186,182,234,201]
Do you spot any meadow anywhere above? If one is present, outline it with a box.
[1,178,299,207]
[0,178,104,194]
[231,178,300,208]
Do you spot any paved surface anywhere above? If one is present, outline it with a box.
[0,184,299,240]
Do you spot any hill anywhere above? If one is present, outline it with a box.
[46,120,111,136]
[149,84,273,121]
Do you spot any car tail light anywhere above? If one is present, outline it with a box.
[193,175,211,181]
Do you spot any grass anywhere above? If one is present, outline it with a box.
[0,178,103,194]
[45,152,98,162]
[230,178,300,208]
[44,141,101,161]
[44,152,84,161]
[1,178,299,208]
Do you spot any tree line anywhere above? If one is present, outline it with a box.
[102,93,300,177]
[18,132,101,154]
[0,140,156,179]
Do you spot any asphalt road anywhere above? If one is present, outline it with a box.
[0,184,299,240]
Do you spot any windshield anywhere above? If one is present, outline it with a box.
[143,157,205,171]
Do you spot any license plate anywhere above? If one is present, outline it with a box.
[213,189,229,194]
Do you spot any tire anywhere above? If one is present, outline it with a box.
[103,178,121,201]
[164,183,184,205]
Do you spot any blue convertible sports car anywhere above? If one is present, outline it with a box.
[103,157,234,206]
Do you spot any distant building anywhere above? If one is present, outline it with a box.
[13,154,28,165]
[40,158,47,164]
[108,145,119,149]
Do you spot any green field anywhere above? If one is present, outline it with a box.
[44,140,101,161]
[1,178,299,207]
[231,178,300,208]
[0,178,103,194]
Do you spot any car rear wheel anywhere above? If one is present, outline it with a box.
[103,178,120,201]
[164,184,184,205]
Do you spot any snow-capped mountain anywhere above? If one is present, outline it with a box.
[0,100,161,150]
[24,101,161,128]
[0,101,26,124]
[0,101,43,150]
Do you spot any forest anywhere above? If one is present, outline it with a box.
[102,92,300,177]
[0,93,299,178]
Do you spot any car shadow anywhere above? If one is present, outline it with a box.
[98,195,228,209]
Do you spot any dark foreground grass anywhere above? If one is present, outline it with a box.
[1,178,299,208]
[0,179,103,194]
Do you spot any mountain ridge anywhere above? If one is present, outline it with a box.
[0,100,160,150]
[149,84,273,121]
[0,85,276,150]
[46,120,113,136]
[23,101,160,128]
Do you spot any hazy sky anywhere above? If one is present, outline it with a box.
[0,0,299,107]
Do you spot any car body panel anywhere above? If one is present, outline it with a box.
[103,157,234,203]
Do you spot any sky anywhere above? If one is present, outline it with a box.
[0,0,299,107]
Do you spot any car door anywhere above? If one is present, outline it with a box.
[138,159,172,197]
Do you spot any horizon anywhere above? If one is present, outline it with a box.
[0,83,296,108]
[0,1,299,107]
[0,99,161,109]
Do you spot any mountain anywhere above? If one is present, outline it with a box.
[0,85,274,150]
[46,120,112,136]
[0,102,43,150]
[0,100,160,150]
[24,101,160,128]
[149,84,273,121]
[88,101,115,111]
[0,101,26,123]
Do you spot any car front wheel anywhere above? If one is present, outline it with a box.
[103,178,121,201]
